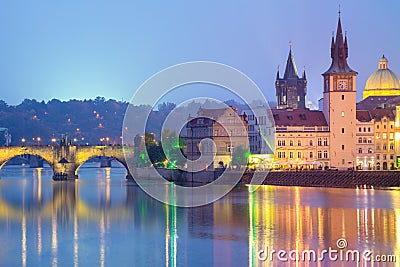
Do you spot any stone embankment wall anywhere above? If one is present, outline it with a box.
[241,171,400,188]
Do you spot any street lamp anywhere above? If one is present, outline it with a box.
[51,137,57,144]
[21,138,26,146]
[37,137,41,146]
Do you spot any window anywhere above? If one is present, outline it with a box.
[390,133,394,139]
[376,145,380,150]
[342,145,345,150]
[368,138,372,143]
[383,144,387,150]
[278,140,286,146]
[317,151,322,159]
[368,127,371,132]
[358,137,362,143]
[297,140,302,146]
[341,128,345,134]
[359,127,362,132]
[278,151,286,158]
[323,138,328,146]
[317,138,322,146]
[289,140,294,146]
[376,133,380,139]
[383,133,387,139]
[289,152,294,158]
[323,150,328,159]
[363,127,366,132]
[383,154,387,160]
[384,124,387,129]
[227,145,234,152]
[377,154,380,160]
[390,155,394,160]
[309,140,313,146]
[363,138,367,143]
[377,125,380,129]
[368,148,372,153]
[297,152,301,158]
[391,124,394,129]
[390,143,394,150]
[341,111,345,117]
[358,148,362,154]
[342,159,345,165]
[309,151,313,158]
[342,95,345,100]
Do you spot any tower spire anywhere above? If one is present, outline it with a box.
[323,11,356,74]
[284,41,299,79]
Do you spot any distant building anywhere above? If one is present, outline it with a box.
[275,44,307,109]
[185,107,248,169]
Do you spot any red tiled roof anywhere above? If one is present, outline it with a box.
[271,108,327,126]
[356,110,372,122]
[369,109,395,120]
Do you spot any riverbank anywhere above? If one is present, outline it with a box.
[241,170,400,189]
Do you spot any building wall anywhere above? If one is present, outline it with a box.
[274,126,330,169]
[324,74,357,170]
[374,115,396,170]
[185,108,248,169]
[356,120,375,170]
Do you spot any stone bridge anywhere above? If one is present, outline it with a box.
[0,145,134,180]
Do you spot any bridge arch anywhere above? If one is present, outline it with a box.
[0,147,55,171]
[74,155,129,176]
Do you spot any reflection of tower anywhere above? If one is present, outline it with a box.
[52,182,77,225]
[322,12,357,169]
[275,42,307,109]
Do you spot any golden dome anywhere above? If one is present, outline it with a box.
[363,55,400,99]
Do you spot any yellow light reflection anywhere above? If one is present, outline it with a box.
[37,168,42,203]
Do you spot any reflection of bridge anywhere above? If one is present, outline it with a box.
[0,145,133,180]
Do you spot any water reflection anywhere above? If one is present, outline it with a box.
[0,166,399,266]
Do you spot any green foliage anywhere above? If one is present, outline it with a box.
[231,145,250,167]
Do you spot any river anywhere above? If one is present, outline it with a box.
[0,163,399,266]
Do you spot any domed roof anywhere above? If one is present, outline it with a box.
[363,55,400,99]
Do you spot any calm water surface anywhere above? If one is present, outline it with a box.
[0,164,399,266]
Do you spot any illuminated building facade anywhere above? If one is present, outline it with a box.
[273,108,330,169]
[355,111,375,170]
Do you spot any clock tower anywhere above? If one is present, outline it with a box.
[322,12,357,169]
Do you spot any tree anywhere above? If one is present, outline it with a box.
[231,145,250,168]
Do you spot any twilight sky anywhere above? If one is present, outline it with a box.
[0,1,399,107]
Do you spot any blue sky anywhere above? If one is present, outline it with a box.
[0,1,399,107]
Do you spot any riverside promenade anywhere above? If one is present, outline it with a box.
[241,170,400,188]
